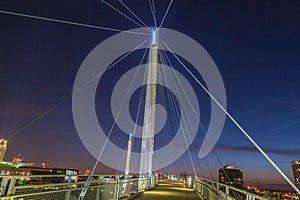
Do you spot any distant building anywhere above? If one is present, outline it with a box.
[0,139,7,162]
[219,165,244,188]
[41,163,46,168]
[291,160,300,189]
[0,155,34,169]
[0,165,79,182]
[12,156,23,163]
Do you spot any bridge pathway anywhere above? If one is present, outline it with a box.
[129,180,200,200]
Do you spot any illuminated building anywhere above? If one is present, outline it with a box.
[0,139,7,162]
[85,169,91,175]
[291,160,300,189]
[41,163,46,168]
[219,165,244,189]
[0,165,78,178]
[12,157,23,163]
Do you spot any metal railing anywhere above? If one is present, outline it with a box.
[0,174,270,200]
[193,178,268,200]
[0,174,157,200]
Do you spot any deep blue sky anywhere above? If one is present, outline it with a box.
[0,0,300,189]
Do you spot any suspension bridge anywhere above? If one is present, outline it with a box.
[0,1,299,200]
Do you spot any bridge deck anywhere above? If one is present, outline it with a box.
[129,180,200,200]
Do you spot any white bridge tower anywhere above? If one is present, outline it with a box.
[139,29,159,176]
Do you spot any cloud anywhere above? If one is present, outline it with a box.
[268,119,300,132]
[216,144,300,157]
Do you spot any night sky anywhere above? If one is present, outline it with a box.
[0,0,300,190]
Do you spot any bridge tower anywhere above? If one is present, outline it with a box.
[139,29,159,176]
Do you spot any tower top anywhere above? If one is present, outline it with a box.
[151,29,158,47]
[129,133,134,141]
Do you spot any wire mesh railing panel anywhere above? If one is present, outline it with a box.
[70,188,98,200]
[14,190,67,200]
[101,184,115,200]
[194,178,269,200]
[14,183,69,195]
[118,179,130,198]
[83,189,97,200]
[130,179,139,194]
[137,178,146,192]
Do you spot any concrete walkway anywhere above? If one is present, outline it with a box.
[130,180,200,200]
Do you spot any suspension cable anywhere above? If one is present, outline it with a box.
[159,37,300,195]
[159,0,173,28]
[100,0,150,33]
[118,0,150,30]
[0,10,149,35]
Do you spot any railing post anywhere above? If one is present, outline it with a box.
[225,185,230,200]
[193,179,195,190]
[65,175,72,200]
[122,178,130,197]
[246,195,255,200]
[128,176,132,195]
[151,175,155,188]
[114,176,120,200]
[209,186,213,200]
[137,177,140,192]
[0,176,10,196]
[96,175,100,200]
[7,176,16,196]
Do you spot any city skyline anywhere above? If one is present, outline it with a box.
[0,0,300,191]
